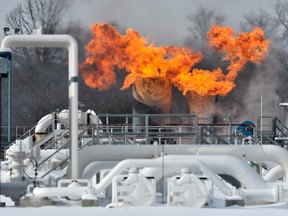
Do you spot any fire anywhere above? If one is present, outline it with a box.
[81,23,269,97]
[207,24,270,81]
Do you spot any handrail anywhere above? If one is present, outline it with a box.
[256,129,278,145]
[39,157,69,178]
[42,130,70,150]
[202,125,229,144]
[37,126,90,168]
[275,117,288,137]
[39,128,91,178]
[4,125,36,152]
[37,139,70,167]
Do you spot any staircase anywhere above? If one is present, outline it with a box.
[257,116,288,145]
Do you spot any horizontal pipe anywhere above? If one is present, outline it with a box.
[32,186,87,197]
[92,155,271,195]
[141,155,269,189]
[238,189,275,198]
[73,145,288,180]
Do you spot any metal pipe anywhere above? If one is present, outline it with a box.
[74,144,288,180]
[35,114,53,134]
[1,34,79,179]
[33,186,87,197]
[263,165,284,182]
[141,155,269,189]
[92,155,272,195]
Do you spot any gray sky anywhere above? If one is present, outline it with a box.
[0,0,279,45]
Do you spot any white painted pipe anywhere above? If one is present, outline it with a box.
[238,189,276,199]
[31,156,287,202]
[89,156,288,203]
[34,109,101,134]
[92,156,272,195]
[185,159,233,196]
[32,186,87,197]
[141,155,270,189]
[35,114,53,134]
[263,165,284,182]
[82,159,233,196]
[82,161,118,180]
[1,34,79,179]
[74,145,288,180]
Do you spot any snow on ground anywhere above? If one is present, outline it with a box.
[1,195,288,216]
[1,204,288,216]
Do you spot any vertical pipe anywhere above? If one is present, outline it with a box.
[260,94,263,144]
[68,36,79,179]
[228,115,232,144]
[8,58,11,144]
[145,115,149,145]
[19,140,23,180]
[280,105,285,138]
[0,77,1,158]
[96,116,99,145]
[1,35,79,179]
[194,116,198,144]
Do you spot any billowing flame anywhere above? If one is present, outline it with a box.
[81,23,269,97]
[207,24,270,82]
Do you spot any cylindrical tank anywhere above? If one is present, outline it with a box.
[132,77,172,114]
[186,90,216,124]
[132,77,172,125]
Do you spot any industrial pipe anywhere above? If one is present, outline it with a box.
[82,159,232,196]
[32,186,87,198]
[1,34,79,179]
[31,156,286,203]
[92,155,272,194]
[140,155,270,189]
[263,165,284,182]
[73,145,288,180]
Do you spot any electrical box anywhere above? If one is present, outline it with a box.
[0,51,11,78]
[0,57,9,78]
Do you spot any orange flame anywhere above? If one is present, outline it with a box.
[81,23,269,96]
[207,24,270,81]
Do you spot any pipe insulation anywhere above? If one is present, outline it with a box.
[34,109,100,134]
[32,186,87,198]
[92,155,272,194]
[73,145,288,180]
[31,156,286,202]
[263,165,285,182]
[81,160,231,195]
[1,34,79,179]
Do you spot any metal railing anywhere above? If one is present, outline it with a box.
[95,113,199,145]
[3,112,288,178]
[1,125,34,159]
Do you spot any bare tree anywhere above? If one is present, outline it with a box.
[274,0,288,45]
[185,6,226,50]
[241,9,279,40]
[183,6,227,79]
[5,0,70,125]
[218,0,288,122]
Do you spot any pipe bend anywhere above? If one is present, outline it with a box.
[1,34,79,179]
[1,34,77,50]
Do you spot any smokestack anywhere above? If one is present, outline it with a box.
[132,77,172,125]
[187,91,216,123]
[132,77,172,113]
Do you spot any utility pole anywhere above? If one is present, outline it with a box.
[0,50,11,207]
